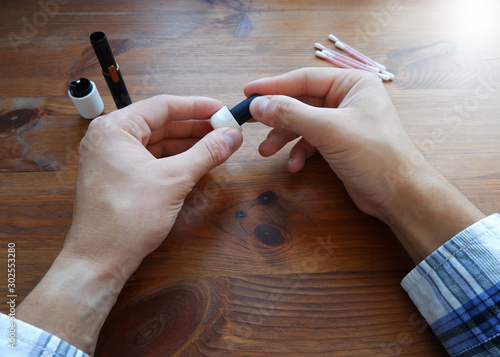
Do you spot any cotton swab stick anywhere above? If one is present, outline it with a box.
[329,34,387,71]
[322,51,391,81]
[335,40,386,71]
[316,42,395,80]
[315,43,380,72]
[315,51,390,81]
[334,40,395,79]
[315,51,354,69]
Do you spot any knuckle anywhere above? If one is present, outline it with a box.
[80,117,107,154]
[203,135,225,167]
[355,69,382,85]
[269,97,291,129]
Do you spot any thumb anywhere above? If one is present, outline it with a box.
[250,95,331,141]
[175,127,243,182]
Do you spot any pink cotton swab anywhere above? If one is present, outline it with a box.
[316,42,394,79]
[321,50,391,81]
[328,35,395,80]
[328,34,387,71]
[315,45,391,81]
[315,43,380,72]
[315,50,355,69]
[316,50,391,81]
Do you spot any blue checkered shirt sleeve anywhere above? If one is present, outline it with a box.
[0,313,89,357]
[402,213,500,357]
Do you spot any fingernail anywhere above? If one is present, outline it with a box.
[222,128,241,151]
[251,97,270,119]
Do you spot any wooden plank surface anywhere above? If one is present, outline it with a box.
[1,0,500,355]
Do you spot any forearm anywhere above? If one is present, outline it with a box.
[11,95,242,355]
[382,162,485,264]
[17,249,134,354]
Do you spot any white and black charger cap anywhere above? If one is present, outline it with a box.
[68,78,104,119]
[210,95,260,131]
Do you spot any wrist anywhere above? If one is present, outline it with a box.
[64,222,144,278]
[381,163,485,263]
[18,250,131,354]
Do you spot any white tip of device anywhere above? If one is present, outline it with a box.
[315,51,328,59]
[374,61,387,70]
[328,34,340,42]
[315,43,326,50]
[210,106,242,131]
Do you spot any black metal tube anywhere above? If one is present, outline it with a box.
[90,31,132,109]
[103,69,132,109]
[230,95,260,125]
[90,31,116,73]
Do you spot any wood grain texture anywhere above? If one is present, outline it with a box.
[2,0,500,355]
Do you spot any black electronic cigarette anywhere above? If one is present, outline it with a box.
[90,31,132,109]
[210,95,260,131]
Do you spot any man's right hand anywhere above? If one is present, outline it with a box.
[245,67,484,263]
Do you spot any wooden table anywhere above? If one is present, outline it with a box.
[1,0,500,355]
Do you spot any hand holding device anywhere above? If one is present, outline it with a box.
[245,67,484,263]
[18,95,243,353]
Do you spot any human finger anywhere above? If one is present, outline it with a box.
[162,128,244,183]
[148,119,213,146]
[258,128,300,157]
[109,95,223,145]
[244,67,372,108]
[287,138,317,173]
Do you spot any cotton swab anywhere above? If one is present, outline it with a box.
[316,42,395,79]
[316,43,379,71]
[315,34,395,81]
[381,69,395,80]
[315,43,380,72]
[335,40,387,71]
[328,34,387,71]
[322,51,391,81]
[330,35,386,70]
[315,50,354,70]
[316,47,391,81]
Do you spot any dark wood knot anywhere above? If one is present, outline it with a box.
[235,210,247,219]
[254,223,286,247]
[95,281,214,356]
[0,108,40,135]
[256,191,278,206]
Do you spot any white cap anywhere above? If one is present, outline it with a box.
[210,106,242,131]
[68,78,104,119]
